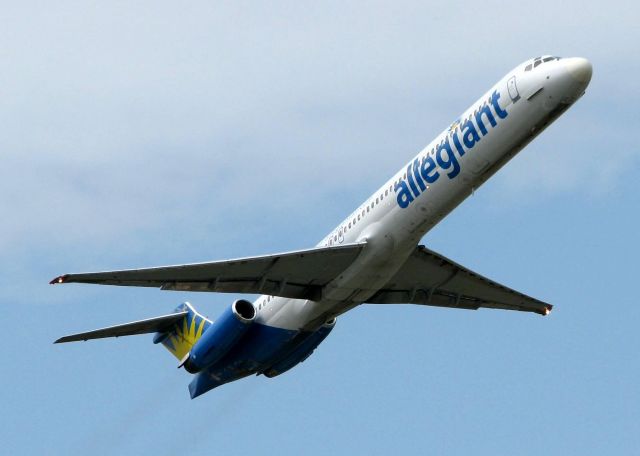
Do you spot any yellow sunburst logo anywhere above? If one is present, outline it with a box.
[161,307,210,360]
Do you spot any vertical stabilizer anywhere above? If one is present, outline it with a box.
[152,302,211,360]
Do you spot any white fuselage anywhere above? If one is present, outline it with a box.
[254,56,592,331]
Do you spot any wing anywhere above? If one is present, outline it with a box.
[50,243,366,301]
[54,311,188,343]
[366,245,552,316]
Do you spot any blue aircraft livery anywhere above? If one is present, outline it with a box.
[51,56,592,398]
[394,90,509,209]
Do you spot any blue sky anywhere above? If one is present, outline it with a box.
[3,1,639,454]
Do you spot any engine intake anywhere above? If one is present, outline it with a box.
[233,298,256,322]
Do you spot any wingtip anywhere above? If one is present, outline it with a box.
[50,274,68,285]
[541,305,553,316]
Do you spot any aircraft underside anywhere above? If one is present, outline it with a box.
[51,56,591,398]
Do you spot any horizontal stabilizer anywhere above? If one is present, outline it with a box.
[54,311,188,344]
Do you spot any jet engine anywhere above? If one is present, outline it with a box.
[181,299,256,373]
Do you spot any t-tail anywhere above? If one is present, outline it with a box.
[54,302,212,363]
[153,303,211,360]
[54,299,263,398]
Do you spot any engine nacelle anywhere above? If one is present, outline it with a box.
[263,318,336,378]
[181,299,255,373]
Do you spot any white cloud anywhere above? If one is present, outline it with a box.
[1,0,637,264]
[486,95,638,203]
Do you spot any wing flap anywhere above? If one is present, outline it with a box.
[366,245,552,316]
[50,243,366,300]
[54,311,188,344]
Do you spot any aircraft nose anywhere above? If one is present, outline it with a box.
[564,57,593,85]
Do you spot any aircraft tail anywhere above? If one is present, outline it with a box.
[55,302,212,361]
[152,303,212,360]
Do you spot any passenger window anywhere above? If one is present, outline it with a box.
[376,198,379,204]
[385,189,388,196]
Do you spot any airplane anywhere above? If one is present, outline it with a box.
[51,56,592,399]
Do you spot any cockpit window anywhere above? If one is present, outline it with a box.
[524,56,562,71]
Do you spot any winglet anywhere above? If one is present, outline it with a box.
[50,274,69,285]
